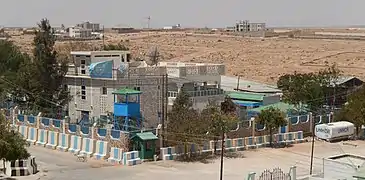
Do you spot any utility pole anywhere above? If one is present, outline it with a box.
[160,74,165,148]
[164,73,168,146]
[309,112,317,175]
[236,75,240,91]
[219,130,225,180]
[102,25,105,49]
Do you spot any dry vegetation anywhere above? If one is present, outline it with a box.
[7,29,365,84]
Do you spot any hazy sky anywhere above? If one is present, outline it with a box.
[2,0,364,28]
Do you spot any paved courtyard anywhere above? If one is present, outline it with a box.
[14,140,365,180]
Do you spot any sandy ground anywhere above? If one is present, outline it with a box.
[8,140,365,180]
[7,30,365,84]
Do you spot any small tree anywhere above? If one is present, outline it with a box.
[166,90,202,158]
[335,86,365,136]
[0,111,30,174]
[255,107,287,147]
[103,43,129,51]
[201,99,238,154]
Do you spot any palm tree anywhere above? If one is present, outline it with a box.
[256,107,287,147]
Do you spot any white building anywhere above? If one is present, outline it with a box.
[68,27,92,38]
[64,51,225,128]
[77,21,101,32]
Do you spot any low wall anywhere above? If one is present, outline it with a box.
[160,131,305,161]
[4,156,38,176]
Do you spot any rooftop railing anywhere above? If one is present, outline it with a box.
[168,89,224,98]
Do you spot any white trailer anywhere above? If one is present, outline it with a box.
[315,121,355,142]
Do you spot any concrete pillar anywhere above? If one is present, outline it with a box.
[176,83,183,93]
[12,106,18,126]
[36,112,42,129]
[290,166,297,180]
[247,172,256,180]
[309,112,313,133]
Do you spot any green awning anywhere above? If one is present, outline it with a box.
[135,132,158,141]
[226,92,264,101]
[112,88,141,95]
[249,102,295,113]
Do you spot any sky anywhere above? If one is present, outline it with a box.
[1,0,365,28]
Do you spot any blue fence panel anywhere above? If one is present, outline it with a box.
[18,114,24,122]
[322,115,330,123]
[68,124,77,133]
[289,116,299,124]
[41,118,50,126]
[256,123,265,131]
[111,129,121,139]
[97,128,107,137]
[299,115,308,123]
[81,126,89,135]
[315,116,321,124]
[28,116,35,124]
[53,119,61,128]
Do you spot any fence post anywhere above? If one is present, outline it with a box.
[36,112,42,129]
[12,106,18,125]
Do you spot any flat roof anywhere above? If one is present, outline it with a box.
[112,88,141,95]
[70,50,131,55]
[221,75,281,93]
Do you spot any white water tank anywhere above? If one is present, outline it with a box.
[315,121,354,141]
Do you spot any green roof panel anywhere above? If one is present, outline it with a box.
[112,88,142,95]
[249,102,295,113]
[135,132,158,141]
[227,92,265,101]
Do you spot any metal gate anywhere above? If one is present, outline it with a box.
[259,168,291,180]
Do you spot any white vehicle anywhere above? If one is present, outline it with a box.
[315,121,354,142]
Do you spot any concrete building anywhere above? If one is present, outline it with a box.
[64,51,225,128]
[68,27,92,38]
[235,20,266,32]
[77,21,100,32]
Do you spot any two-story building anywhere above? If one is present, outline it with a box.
[64,51,226,129]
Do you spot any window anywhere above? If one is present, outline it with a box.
[63,84,68,91]
[134,87,140,91]
[81,60,86,65]
[101,87,107,95]
[126,54,131,62]
[81,86,86,100]
[81,69,86,74]
[121,56,125,62]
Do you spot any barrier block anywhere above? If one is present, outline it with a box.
[68,135,82,154]
[263,135,271,147]
[18,125,28,139]
[225,139,236,152]
[56,133,70,152]
[94,140,110,160]
[123,151,141,166]
[108,147,123,164]
[11,124,19,132]
[163,154,177,160]
[295,131,305,143]
[46,131,59,149]
[5,156,37,176]
[255,136,266,148]
[201,141,211,153]
[26,127,38,145]
[36,129,48,147]
[245,137,256,149]
[284,132,295,144]
[80,138,96,157]
[234,138,245,151]
[275,134,285,145]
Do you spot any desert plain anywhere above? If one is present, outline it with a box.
[7,29,365,84]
